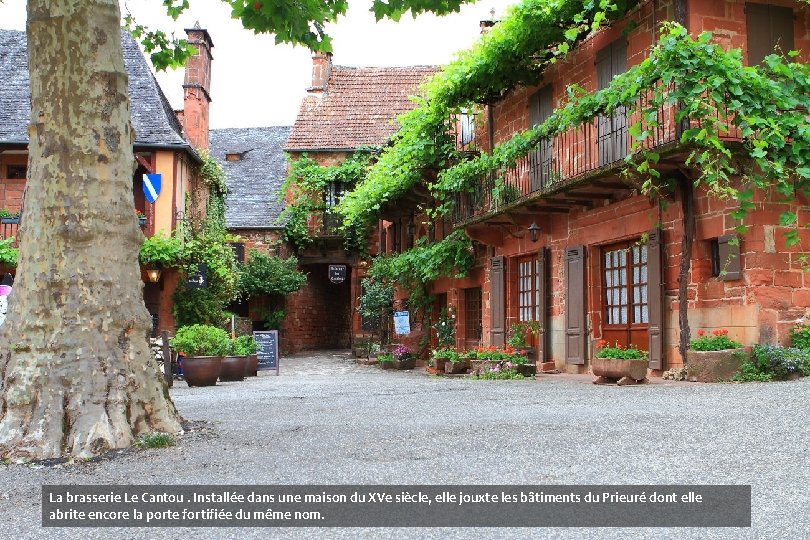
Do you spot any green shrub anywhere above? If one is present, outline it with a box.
[378,353,394,363]
[139,232,183,267]
[506,321,540,348]
[238,250,307,298]
[431,348,460,362]
[170,325,231,357]
[233,335,258,356]
[476,366,527,380]
[0,237,18,266]
[734,344,808,382]
[434,308,456,347]
[789,324,810,350]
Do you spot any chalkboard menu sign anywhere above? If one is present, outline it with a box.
[253,330,279,375]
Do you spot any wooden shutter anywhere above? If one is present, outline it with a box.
[596,45,613,166]
[490,256,505,346]
[717,234,741,280]
[565,246,586,365]
[611,40,628,161]
[229,242,245,264]
[747,3,795,65]
[647,230,664,370]
[529,87,554,191]
[537,247,550,363]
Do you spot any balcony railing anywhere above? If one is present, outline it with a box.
[309,209,343,238]
[452,85,742,224]
[0,217,20,247]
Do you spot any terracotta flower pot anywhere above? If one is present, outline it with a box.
[220,356,247,382]
[244,354,259,377]
[182,356,223,387]
[592,357,648,384]
[686,348,748,382]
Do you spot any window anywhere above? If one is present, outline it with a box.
[459,109,475,147]
[747,3,794,65]
[603,242,648,326]
[6,165,26,179]
[323,182,346,232]
[517,255,540,322]
[229,242,246,264]
[710,235,741,280]
[464,287,483,344]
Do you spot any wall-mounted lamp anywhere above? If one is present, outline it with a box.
[146,266,162,283]
[527,222,541,243]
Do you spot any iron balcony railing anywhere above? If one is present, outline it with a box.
[310,209,343,238]
[452,85,742,224]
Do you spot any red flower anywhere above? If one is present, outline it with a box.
[722,329,729,335]
[597,339,607,348]
[697,329,705,337]
[712,329,721,336]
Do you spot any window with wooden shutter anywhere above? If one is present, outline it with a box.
[597,39,628,166]
[647,230,664,370]
[747,3,795,65]
[528,86,554,191]
[490,256,506,346]
[565,246,586,365]
[712,235,741,280]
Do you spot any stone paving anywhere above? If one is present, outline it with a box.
[1,350,809,539]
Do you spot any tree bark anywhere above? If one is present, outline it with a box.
[0,0,182,460]
[676,172,695,364]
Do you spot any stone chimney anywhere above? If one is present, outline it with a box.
[307,52,332,94]
[182,22,213,150]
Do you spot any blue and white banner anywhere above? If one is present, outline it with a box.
[393,311,411,335]
[142,173,162,203]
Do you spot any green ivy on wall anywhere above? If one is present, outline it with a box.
[280,152,373,251]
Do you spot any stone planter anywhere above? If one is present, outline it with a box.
[182,356,223,387]
[515,363,537,377]
[392,357,417,370]
[686,348,748,383]
[219,356,247,382]
[431,358,449,373]
[243,354,259,377]
[445,359,470,374]
[592,357,648,385]
[470,359,494,374]
[380,360,395,370]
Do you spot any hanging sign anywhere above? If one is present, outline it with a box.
[186,263,208,288]
[142,173,162,203]
[394,311,411,335]
[329,264,347,284]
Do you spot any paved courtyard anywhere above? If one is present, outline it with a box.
[1,350,808,539]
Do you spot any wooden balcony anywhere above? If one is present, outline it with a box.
[452,85,742,226]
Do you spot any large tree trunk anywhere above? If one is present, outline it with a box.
[0,0,183,460]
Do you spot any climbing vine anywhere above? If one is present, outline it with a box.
[280,152,373,250]
[432,24,810,241]
[173,152,239,327]
[367,229,474,312]
[338,0,636,237]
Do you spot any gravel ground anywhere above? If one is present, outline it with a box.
[1,350,808,540]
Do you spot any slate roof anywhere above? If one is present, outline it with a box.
[208,127,291,229]
[0,29,192,153]
[285,65,439,151]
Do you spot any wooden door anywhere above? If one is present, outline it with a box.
[601,240,649,350]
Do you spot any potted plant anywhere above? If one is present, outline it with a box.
[0,209,20,225]
[136,209,147,227]
[170,325,231,387]
[592,340,649,385]
[391,345,416,370]
[378,352,395,370]
[429,347,460,374]
[233,335,259,377]
[506,321,540,358]
[686,329,746,382]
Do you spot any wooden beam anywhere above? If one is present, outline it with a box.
[563,190,615,199]
[135,153,155,174]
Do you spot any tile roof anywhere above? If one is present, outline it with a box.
[285,65,439,151]
[208,126,291,229]
[0,29,191,153]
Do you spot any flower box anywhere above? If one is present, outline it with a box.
[686,348,748,382]
[592,357,648,385]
